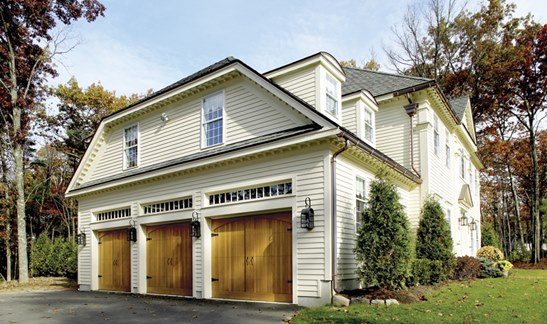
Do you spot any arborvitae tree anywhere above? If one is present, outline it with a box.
[481,222,501,249]
[354,175,412,290]
[416,197,456,277]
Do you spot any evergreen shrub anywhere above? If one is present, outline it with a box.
[416,197,456,279]
[30,233,77,278]
[478,257,503,278]
[408,258,444,286]
[354,175,412,290]
[481,222,501,249]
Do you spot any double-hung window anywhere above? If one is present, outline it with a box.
[325,74,339,118]
[202,92,224,147]
[355,177,367,233]
[434,115,440,156]
[445,130,451,168]
[124,125,138,168]
[460,153,465,179]
[363,107,374,142]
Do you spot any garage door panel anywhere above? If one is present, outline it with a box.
[98,230,131,292]
[212,212,292,302]
[147,223,192,296]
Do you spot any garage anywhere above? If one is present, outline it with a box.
[212,212,292,303]
[98,229,131,292]
[146,222,193,296]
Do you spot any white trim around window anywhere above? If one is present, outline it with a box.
[433,115,440,156]
[355,176,367,234]
[123,123,139,169]
[325,73,339,118]
[201,90,225,148]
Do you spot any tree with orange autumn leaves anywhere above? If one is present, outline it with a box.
[387,0,546,262]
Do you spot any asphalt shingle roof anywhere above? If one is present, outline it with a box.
[448,96,469,121]
[342,67,434,97]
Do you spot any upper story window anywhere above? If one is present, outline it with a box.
[460,153,466,179]
[434,115,440,156]
[355,177,367,233]
[124,125,138,169]
[445,130,451,168]
[202,92,224,147]
[363,107,374,143]
[325,73,339,118]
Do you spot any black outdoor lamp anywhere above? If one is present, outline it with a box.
[127,219,137,242]
[191,211,201,238]
[469,219,477,231]
[459,214,469,227]
[76,228,86,246]
[300,197,314,230]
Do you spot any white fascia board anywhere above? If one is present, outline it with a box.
[265,52,345,82]
[65,128,340,198]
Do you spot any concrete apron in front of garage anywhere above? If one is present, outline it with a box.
[0,290,302,323]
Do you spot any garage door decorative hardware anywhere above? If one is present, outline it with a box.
[300,197,315,230]
[127,219,138,242]
[191,211,201,238]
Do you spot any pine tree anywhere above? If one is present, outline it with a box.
[416,197,456,277]
[354,175,412,290]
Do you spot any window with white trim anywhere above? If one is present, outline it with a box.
[355,177,367,233]
[475,170,479,194]
[460,153,465,179]
[434,115,440,156]
[202,92,224,147]
[124,125,138,168]
[325,73,339,118]
[142,197,193,215]
[96,207,131,221]
[208,181,292,206]
[445,130,451,168]
[446,208,451,226]
[363,107,374,143]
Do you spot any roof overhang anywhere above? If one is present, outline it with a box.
[264,51,346,82]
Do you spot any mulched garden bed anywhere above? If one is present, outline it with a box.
[512,258,547,269]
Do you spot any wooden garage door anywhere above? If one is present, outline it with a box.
[212,212,292,302]
[98,229,131,292]
[146,223,192,296]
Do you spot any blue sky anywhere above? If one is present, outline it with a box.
[51,0,547,97]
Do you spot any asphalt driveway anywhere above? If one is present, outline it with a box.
[0,290,301,324]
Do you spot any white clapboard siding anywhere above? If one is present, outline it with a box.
[88,76,310,182]
[78,148,326,298]
[77,210,92,287]
[341,101,357,134]
[271,68,317,108]
[375,98,411,168]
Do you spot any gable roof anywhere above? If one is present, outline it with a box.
[342,67,434,97]
[449,95,469,121]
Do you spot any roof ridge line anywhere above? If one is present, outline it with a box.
[343,66,433,82]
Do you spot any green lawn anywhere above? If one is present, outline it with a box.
[292,270,547,323]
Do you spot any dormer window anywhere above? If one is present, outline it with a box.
[325,74,339,118]
[363,107,374,143]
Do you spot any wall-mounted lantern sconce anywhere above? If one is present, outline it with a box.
[459,214,469,227]
[300,197,314,230]
[161,112,169,122]
[127,219,137,242]
[76,228,86,246]
[191,211,201,238]
[469,219,477,231]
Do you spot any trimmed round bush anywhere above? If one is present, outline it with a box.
[476,246,504,262]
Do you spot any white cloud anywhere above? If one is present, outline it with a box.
[51,31,183,96]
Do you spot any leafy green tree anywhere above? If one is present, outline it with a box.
[416,197,456,278]
[355,175,412,289]
[0,0,105,283]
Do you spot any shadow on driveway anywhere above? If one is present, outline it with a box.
[0,290,302,323]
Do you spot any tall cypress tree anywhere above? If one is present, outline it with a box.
[355,175,412,290]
